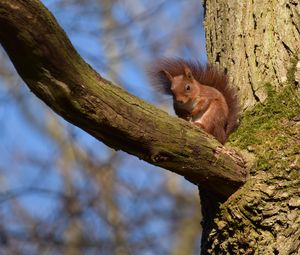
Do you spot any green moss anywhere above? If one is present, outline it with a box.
[230,84,300,150]
[228,77,300,182]
[255,158,272,171]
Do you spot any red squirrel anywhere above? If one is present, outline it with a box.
[149,58,240,144]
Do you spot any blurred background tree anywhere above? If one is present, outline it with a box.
[0,0,205,254]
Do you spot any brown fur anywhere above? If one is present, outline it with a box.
[148,58,240,144]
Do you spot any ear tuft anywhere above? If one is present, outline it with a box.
[184,65,193,80]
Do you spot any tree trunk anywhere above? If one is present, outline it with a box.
[201,1,300,254]
[205,0,300,108]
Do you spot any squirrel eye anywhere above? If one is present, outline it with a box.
[185,84,191,91]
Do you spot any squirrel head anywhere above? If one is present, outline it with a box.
[162,65,199,105]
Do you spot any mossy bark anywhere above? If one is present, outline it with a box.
[201,84,300,254]
[0,0,247,198]
[203,1,300,254]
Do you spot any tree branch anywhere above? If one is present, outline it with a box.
[0,0,247,197]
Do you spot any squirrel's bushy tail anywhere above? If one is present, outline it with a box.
[148,58,240,135]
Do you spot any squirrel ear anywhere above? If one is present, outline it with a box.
[162,70,173,82]
[184,65,193,80]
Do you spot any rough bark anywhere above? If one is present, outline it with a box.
[202,1,300,254]
[205,0,300,108]
[199,188,225,254]
[0,0,247,198]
